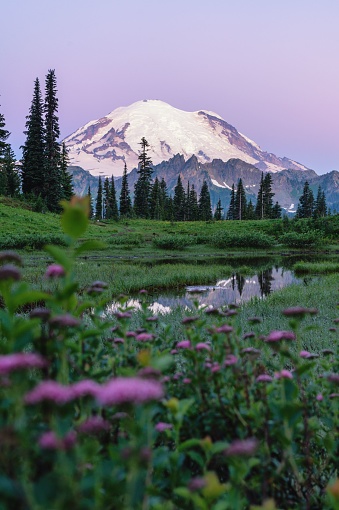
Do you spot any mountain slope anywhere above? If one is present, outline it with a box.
[64,100,309,177]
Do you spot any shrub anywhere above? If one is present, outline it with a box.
[279,230,323,248]
[152,234,194,250]
[107,233,143,247]
[210,231,275,249]
[0,233,68,250]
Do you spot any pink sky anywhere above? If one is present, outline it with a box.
[1,0,338,174]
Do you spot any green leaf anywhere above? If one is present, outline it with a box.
[61,207,88,239]
[11,290,50,310]
[151,354,174,371]
[45,245,72,270]
[179,439,202,452]
[187,450,205,468]
[74,240,107,256]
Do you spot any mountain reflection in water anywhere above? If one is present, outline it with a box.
[108,267,302,315]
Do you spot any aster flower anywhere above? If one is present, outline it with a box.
[49,314,80,328]
[71,380,100,399]
[96,377,163,406]
[224,354,238,366]
[316,393,323,401]
[39,430,77,450]
[136,333,154,342]
[24,381,74,405]
[265,330,296,342]
[214,324,233,334]
[256,374,273,383]
[195,342,211,351]
[45,264,65,278]
[224,438,258,457]
[155,422,173,432]
[0,264,21,281]
[29,307,51,320]
[0,353,47,375]
[181,316,199,324]
[282,306,318,317]
[188,477,206,492]
[114,312,132,319]
[0,251,22,266]
[77,416,110,434]
[176,340,191,349]
[275,369,293,380]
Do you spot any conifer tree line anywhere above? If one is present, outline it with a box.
[296,181,328,218]
[0,70,74,210]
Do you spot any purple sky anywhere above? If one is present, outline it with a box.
[1,0,338,175]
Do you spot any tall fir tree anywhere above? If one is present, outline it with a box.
[159,178,169,220]
[1,146,20,197]
[96,176,103,219]
[188,184,199,221]
[134,137,153,218]
[173,175,186,221]
[234,178,247,220]
[246,199,256,220]
[149,176,161,220]
[271,201,282,219]
[255,173,265,219]
[263,173,274,218]
[109,176,119,220]
[296,181,314,218]
[44,70,62,212]
[87,186,94,218]
[0,107,10,160]
[214,198,223,220]
[119,163,132,217]
[198,180,212,221]
[21,78,45,197]
[313,186,327,218]
[60,142,74,201]
[103,178,111,218]
[226,184,236,220]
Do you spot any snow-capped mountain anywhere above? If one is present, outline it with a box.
[64,100,309,177]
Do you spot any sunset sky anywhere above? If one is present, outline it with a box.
[1,0,338,174]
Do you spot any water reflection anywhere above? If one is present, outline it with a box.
[108,267,302,315]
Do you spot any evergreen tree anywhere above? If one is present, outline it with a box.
[60,142,74,200]
[198,180,212,221]
[44,70,62,212]
[0,107,10,160]
[149,177,161,220]
[159,178,169,220]
[226,184,236,220]
[271,201,282,219]
[173,175,186,221]
[21,78,45,197]
[103,178,111,218]
[134,137,153,218]
[188,184,199,221]
[109,176,119,220]
[214,198,223,220]
[95,176,103,219]
[234,178,247,220]
[1,146,20,197]
[119,163,132,217]
[246,199,256,220]
[313,186,327,218]
[255,173,265,219]
[87,186,94,218]
[263,173,274,218]
[296,181,314,218]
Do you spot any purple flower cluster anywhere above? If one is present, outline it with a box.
[0,353,47,375]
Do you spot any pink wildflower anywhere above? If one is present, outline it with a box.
[275,369,293,380]
[256,374,273,382]
[242,347,261,354]
[214,324,233,334]
[316,393,323,401]
[327,374,339,384]
[49,314,80,328]
[45,264,65,278]
[329,393,339,398]
[224,354,238,366]
[265,330,296,342]
[96,377,163,406]
[188,477,206,491]
[126,331,136,338]
[282,306,318,317]
[211,364,221,373]
[71,380,100,399]
[78,416,110,434]
[39,430,77,450]
[171,349,178,355]
[0,353,47,375]
[155,422,173,432]
[195,342,211,352]
[114,312,132,319]
[25,381,73,405]
[113,337,124,344]
[224,438,258,457]
[300,350,312,358]
[0,264,21,281]
[181,316,199,324]
[183,378,192,384]
[176,340,191,349]
[136,333,154,342]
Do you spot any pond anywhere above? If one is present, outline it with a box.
[108,265,307,314]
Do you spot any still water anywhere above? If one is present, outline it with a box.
[109,266,304,315]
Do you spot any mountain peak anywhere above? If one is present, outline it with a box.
[64,100,309,177]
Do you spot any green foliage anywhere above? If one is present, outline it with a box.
[210,231,275,249]
[0,233,68,250]
[0,199,339,509]
[152,234,194,250]
[279,230,323,248]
